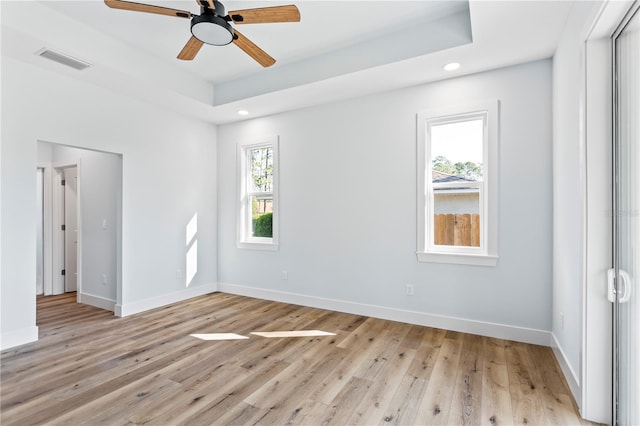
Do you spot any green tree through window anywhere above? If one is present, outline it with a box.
[249,146,273,237]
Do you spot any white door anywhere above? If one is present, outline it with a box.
[613,3,639,424]
[64,167,78,292]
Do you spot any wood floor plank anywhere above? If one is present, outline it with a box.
[353,320,411,381]
[336,317,390,349]
[279,398,326,425]
[243,335,342,409]
[414,331,464,425]
[205,401,269,426]
[528,344,584,425]
[1,332,173,407]
[404,326,447,380]
[136,359,289,425]
[48,372,181,425]
[318,375,372,425]
[158,359,290,425]
[0,293,595,426]
[447,333,484,425]
[505,341,547,425]
[295,399,333,425]
[305,322,401,405]
[4,336,207,425]
[348,348,416,425]
[380,374,428,425]
[480,338,514,426]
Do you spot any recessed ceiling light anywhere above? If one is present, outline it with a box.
[444,62,461,71]
[237,110,249,116]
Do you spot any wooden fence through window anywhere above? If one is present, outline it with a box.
[434,214,480,247]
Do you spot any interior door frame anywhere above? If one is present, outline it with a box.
[51,159,82,298]
[37,163,53,295]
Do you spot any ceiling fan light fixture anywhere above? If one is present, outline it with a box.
[191,14,234,46]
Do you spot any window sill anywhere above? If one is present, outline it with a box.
[237,241,279,251]
[416,251,498,266]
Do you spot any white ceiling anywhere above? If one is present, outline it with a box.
[1,1,576,124]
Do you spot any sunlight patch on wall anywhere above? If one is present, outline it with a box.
[185,212,198,287]
[186,241,198,286]
[186,213,198,245]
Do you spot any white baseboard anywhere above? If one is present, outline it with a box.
[1,326,39,351]
[115,283,218,317]
[551,332,581,406]
[78,292,116,312]
[217,283,552,346]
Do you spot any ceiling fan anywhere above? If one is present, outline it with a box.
[104,0,301,67]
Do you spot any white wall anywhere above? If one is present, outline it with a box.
[218,60,553,342]
[551,0,592,395]
[1,55,217,349]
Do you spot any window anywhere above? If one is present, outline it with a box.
[417,101,498,266]
[237,136,279,250]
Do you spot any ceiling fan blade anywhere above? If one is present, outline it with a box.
[177,36,204,61]
[228,5,300,24]
[104,0,192,18]
[232,30,276,67]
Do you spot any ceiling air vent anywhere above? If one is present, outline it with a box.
[35,48,92,71]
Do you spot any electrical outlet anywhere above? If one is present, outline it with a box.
[281,270,288,281]
[102,274,108,285]
[560,312,565,330]
[406,284,414,295]
[176,269,183,280]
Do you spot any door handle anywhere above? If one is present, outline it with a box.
[608,268,616,303]
[619,269,632,303]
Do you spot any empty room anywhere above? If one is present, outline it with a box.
[1,0,638,424]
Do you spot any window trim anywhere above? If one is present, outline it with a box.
[416,100,499,266]
[237,135,279,251]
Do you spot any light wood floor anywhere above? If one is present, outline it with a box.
[1,292,596,425]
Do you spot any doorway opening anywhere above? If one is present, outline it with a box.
[36,141,122,313]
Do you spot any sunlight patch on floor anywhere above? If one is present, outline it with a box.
[190,333,249,341]
[250,330,336,338]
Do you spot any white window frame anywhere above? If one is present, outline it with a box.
[416,100,499,266]
[237,135,279,251]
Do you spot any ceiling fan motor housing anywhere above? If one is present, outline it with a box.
[210,1,227,16]
[191,0,234,46]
